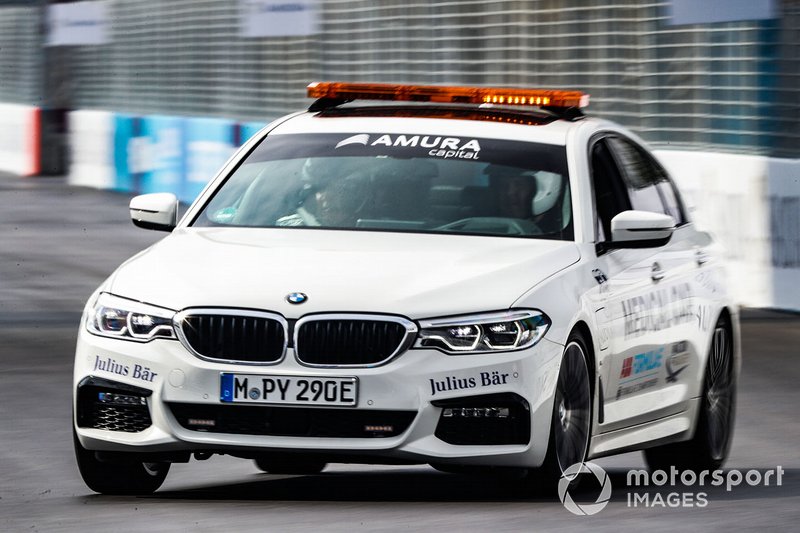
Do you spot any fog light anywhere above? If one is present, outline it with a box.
[97,392,146,406]
[364,424,394,433]
[187,418,216,428]
[442,407,510,419]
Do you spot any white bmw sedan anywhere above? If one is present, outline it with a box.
[73,83,739,495]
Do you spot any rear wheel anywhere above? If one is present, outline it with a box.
[74,428,169,495]
[532,331,592,489]
[254,456,327,475]
[644,315,735,471]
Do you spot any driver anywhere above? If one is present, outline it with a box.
[277,160,370,227]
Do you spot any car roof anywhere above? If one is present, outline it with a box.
[270,104,579,146]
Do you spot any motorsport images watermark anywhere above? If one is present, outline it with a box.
[558,462,785,516]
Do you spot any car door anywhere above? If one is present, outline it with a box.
[589,134,699,432]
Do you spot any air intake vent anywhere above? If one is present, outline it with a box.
[295,315,416,367]
[432,393,530,445]
[177,310,286,364]
[169,403,416,438]
[76,376,152,433]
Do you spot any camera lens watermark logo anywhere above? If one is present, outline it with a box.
[626,466,784,508]
[557,464,784,515]
[558,462,612,516]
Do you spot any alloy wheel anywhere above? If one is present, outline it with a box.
[705,325,734,461]
[553,341,591,474]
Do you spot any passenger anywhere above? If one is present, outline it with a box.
[485,165,538,219]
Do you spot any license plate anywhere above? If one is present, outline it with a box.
[220,373,358,406]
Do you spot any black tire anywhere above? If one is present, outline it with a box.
[254,456,327,475]
[644,314,736,472]
[430,463,476,475]
[531,330,593,488]
[74,428,169,495]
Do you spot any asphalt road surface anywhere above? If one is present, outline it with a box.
[1,174,798,532]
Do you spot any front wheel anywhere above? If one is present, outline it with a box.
[531,331,592,487]
[74,428,169,495]
[644,315,736,472]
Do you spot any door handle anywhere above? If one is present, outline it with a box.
[651,262,665,283]
[695,249,709,267]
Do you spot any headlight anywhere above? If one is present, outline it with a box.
[415,310,550,354]
[87,293,176,342]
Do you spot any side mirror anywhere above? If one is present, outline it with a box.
[607,210,675,249]
[129,193,178,232]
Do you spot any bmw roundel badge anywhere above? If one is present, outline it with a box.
[286,292,308,304]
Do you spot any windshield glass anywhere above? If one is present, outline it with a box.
[192,132,572,239]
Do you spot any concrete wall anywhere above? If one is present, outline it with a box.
[656,150,800,311]
[0,103,40,176]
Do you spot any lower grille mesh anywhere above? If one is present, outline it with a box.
[86,404,152,433]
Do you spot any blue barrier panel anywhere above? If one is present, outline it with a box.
[113,115,265,199]
[183,117,237,203]
[112,114,140,193]
[140,115,185,196]
[238,121,267,146]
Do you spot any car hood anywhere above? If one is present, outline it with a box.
[108,228,580,319]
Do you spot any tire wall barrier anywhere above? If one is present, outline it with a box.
[0,104,41,176]
[655,150,800,311]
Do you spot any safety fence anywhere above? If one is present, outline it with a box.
[0,3,42,105]
[1,1,798,158]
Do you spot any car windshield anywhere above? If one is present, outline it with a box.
[192,132,572,239]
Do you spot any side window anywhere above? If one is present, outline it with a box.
[605,137,664,214]
[589,138,630,242]
[605,137,686,225]
[655,177,685,225]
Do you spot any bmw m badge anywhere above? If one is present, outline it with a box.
[286,292,308,304]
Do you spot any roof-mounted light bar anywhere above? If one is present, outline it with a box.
[307,82,590,109]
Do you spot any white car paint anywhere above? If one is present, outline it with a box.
[74,107,740,472]
[107,228,581,319]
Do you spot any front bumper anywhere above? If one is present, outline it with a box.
[73,326,564,468]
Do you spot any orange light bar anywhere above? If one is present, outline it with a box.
[307,82,589,109]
